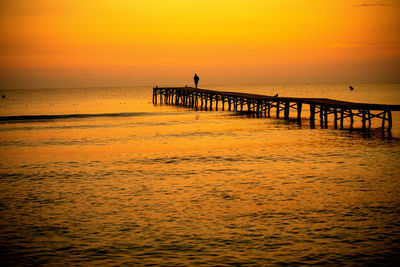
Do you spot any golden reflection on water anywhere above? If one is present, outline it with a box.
[1,97,400,265]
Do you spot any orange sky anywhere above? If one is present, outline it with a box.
[0,0,399,88]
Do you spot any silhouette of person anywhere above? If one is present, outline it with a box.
[194,74,199,89]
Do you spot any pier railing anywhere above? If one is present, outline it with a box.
[153,86,400,132]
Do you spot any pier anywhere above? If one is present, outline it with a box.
[153,87,400,132]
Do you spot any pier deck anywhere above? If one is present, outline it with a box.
[153,87,400,132]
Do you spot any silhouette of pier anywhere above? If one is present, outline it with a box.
[153,87,400,132]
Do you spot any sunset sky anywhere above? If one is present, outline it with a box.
[0,0,399,89]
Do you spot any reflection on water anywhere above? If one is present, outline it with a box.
[1,85,400,265]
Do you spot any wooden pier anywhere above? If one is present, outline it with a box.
[153,86,400,132]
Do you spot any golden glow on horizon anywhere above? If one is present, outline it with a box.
[0,0,399,88]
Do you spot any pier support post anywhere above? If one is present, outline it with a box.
[276,101,280,118]
[167,90,170,104]
[388,110,392,132]
[333,108,338,129]
[284,101,290,120]
[310,104,315,128]
[350,109,354,129]
[382,111,386,130]
[192,92,195,107]
[362,109,366,131]
[319,106,323,127]
[263,102,267,117]
[367,110,371,128]
[324,106,328,128]
[340,109,344,129]
[297,102,302,125]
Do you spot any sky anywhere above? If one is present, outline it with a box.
[0,0,399,89]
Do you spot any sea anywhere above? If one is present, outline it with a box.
[1,83,400,266]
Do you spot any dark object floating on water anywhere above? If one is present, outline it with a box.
[1,95,5,99]
[349,86,354,90]
[274,93,278,97]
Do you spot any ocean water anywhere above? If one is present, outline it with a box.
[1,84,400,266]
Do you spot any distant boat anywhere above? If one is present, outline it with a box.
[349,86,354,91]
[1,95,5,99]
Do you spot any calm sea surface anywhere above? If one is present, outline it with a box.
[1,83,400,266]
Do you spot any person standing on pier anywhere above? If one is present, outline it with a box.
[194,73,199,89]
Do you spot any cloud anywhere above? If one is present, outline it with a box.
[331,42,400,50]
[332,43,365,48]
[354,3,391,7]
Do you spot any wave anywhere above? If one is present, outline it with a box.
[0,112,160,122]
